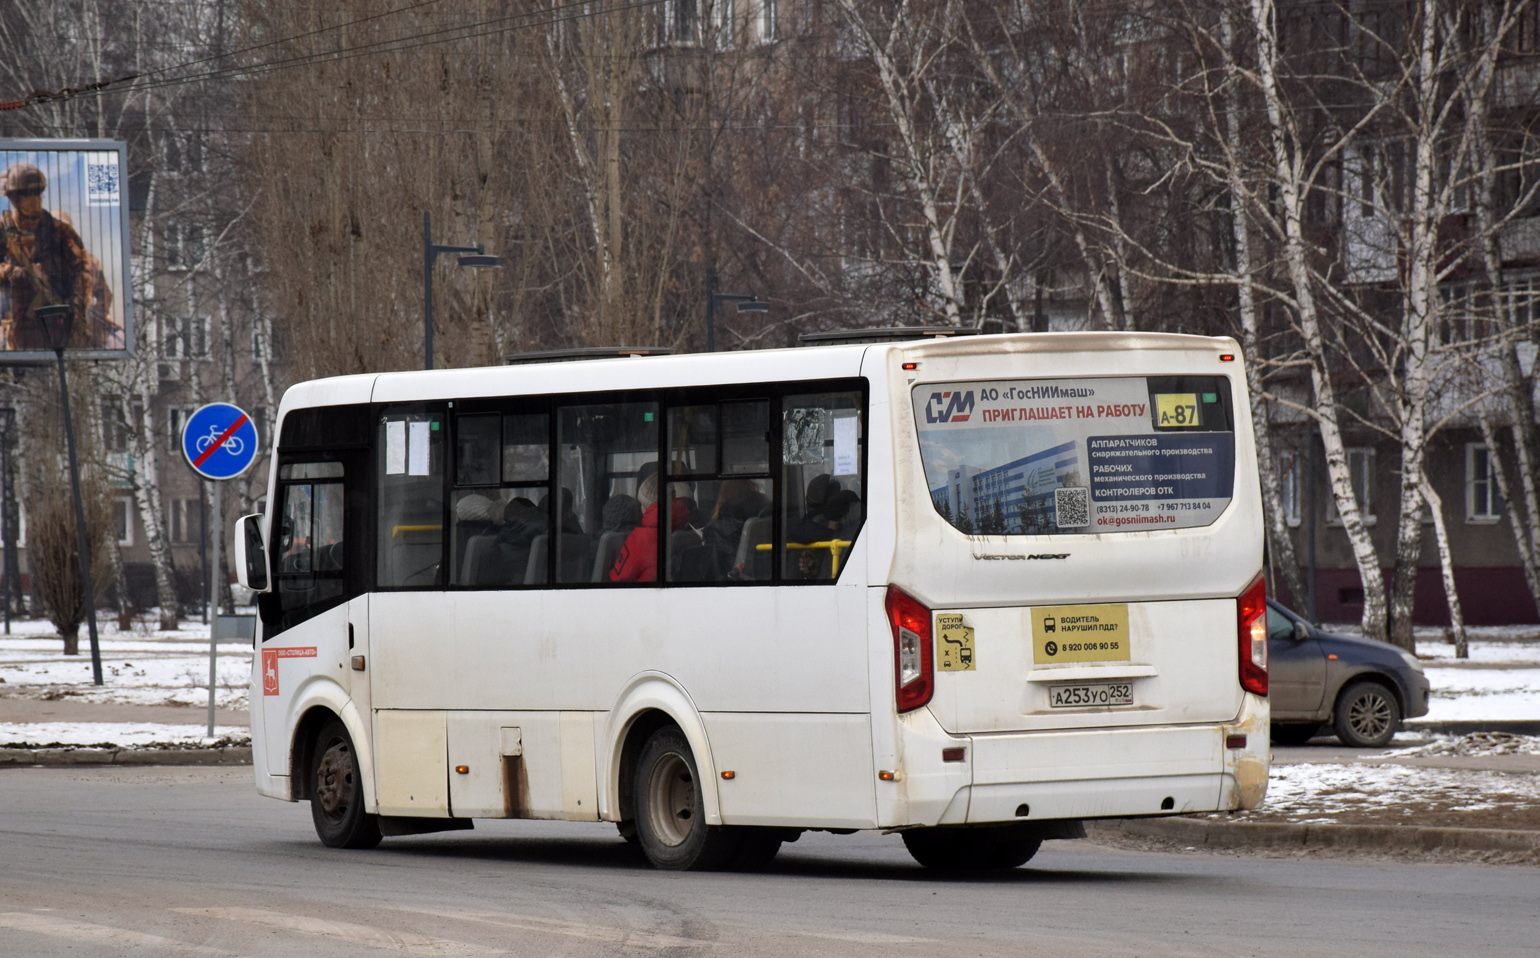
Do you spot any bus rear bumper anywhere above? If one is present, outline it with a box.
[897,693,1270,827]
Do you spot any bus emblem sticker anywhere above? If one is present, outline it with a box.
[936,614,975,671]
[261,647,319,695]
[1030,605,1130,664]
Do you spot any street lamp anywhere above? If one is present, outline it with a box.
[706,283,769,353]
[423,211,504,370]
[33,303,103,686]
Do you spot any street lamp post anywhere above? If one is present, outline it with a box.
[705,273,769,353]
[423,211,503,371]
[34,303,103,685]
[0,406,16,635]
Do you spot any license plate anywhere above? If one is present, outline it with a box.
[1048,683,1134,708]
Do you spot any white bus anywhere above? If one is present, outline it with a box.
[237,331,1269,871]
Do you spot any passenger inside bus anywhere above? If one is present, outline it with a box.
[610,474,689,582]
[704,479,770,580]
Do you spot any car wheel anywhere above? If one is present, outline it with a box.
[1333,680,1401,748]
[310,716,382,849]
[1269,723,1321,746]
[633,726,741,870]
[902,827,1041,870]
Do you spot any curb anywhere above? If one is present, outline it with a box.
[0,747,252,767]
[1091,816,1540,856]
[1403,719,1540,735]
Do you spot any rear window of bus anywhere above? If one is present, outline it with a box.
[912,376,1235,535]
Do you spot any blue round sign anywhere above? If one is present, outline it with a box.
[182,402,259,481]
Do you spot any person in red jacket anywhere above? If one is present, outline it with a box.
[609,473,688,583]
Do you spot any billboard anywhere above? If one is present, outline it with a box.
[0,140,131,358]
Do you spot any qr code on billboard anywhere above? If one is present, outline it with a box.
[87,158,120,206]
[1055,487,1090,528]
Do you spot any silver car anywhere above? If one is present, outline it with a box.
[1267,600,1431,747]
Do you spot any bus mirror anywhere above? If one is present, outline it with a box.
[236,513,270,593]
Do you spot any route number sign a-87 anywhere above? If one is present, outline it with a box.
[1154,393,1199,428]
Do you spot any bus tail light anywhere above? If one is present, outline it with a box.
[886,586,934,713]
[1237,575,1268,696]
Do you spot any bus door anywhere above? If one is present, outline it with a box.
[259,449,369,777]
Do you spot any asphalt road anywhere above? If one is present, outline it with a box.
[0,767,1535,957]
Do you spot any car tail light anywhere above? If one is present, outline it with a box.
[885,586,934,713]
[1237,575,1268,696]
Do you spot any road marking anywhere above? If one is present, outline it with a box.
[171,907,503,955]
[405,908,713,950]
[0,911,219,952]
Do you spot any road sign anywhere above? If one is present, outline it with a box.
[181,402,258,481]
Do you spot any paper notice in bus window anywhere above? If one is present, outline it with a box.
[833,413,858,475]
[386,421,406,475]
[408,421,430,476]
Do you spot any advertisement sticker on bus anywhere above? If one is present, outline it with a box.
[912,376,1235,535]
[1031,605,1130,664]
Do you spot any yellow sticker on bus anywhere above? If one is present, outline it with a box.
[936,614,975,671]
[1031,604,1131,664]
[1154,393,1199,428]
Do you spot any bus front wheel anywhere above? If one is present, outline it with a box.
[633,727,740,870]
[310,716,382,850]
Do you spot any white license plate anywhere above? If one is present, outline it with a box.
[1048,683,1134,708]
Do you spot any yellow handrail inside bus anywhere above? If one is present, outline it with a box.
[756,540,853,577]
[392,524,442,537]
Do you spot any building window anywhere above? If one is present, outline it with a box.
[1327,447,1375,525]
[1278,450,1302,527]
[168,405,198,453]
[756,0,776,42]
[170,497,201,544]
[164,222,205,271]
[114,497,135,547]
[162,316,210,361]
[1467,444,1502,522]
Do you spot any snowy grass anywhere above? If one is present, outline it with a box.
[1254,761,1540,825]
[0,722,250,748]
[0,616,251,711]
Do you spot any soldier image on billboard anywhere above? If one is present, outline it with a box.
[0,162,92,349]
[51,209,118,347]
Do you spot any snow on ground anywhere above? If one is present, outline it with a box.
[1252,761,1540,825]
[0,616,251,711]
[0,722,249,748]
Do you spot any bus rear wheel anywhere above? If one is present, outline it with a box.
[310,716,382,849]
[902,827,1042,870]
[633,727,740,870]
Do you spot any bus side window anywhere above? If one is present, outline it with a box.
[560,401,658,584]
[667,400,772,583]
[781,392,864,581]
[378,410,447,588]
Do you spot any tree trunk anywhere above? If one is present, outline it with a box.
[1248,0,1387,641]
[1419,475,1466,659]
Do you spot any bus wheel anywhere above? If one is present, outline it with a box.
[634,727,740,870]
[902,828,1039,870]
[310,717,382,850]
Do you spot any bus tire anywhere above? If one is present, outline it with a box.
[633,727,740,870]
[310,716,382,850]
[902,827,1039,870]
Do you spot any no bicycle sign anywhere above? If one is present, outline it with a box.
[181,402,259,481]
